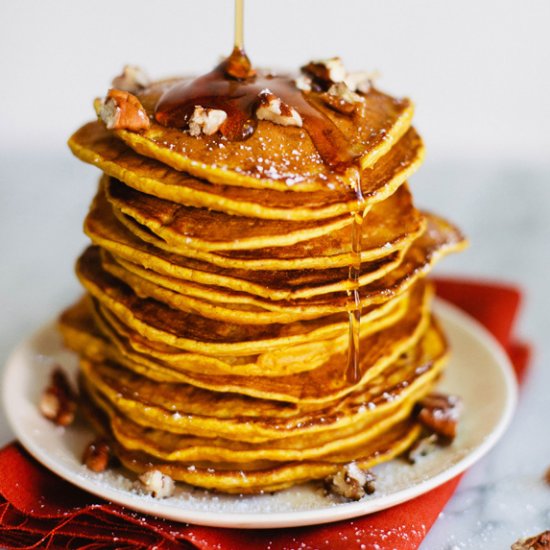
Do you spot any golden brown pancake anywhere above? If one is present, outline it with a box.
[84,189,410,300]
[68,120,424,220]
[76,316,446,435]
[107,178,426,269]
[75,247,427,366]
[106,177,353,251]
[94,82,414,192]
[79,381,422,493]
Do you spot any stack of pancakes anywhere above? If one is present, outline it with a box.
[61,73,466,494]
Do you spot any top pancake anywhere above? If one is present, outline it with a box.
[94,80,414,193]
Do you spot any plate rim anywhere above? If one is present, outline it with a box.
[1,298,518,529]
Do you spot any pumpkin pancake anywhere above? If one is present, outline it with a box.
[75,246,413,357]
[88,286,430,404]
[93,81,414,193]
[68,121,423,221]
[79,381,422,493]
[76,320,443,471]
[100,249,407,326]
[106,178,353,252]
[60,294,409,380]
[91,294,408,379]
[107,179,426,269]
[77,316,446,438]
[68,265,432,402]
[96,212,465,312]
[84,190,407,300]
[103,249,402,323]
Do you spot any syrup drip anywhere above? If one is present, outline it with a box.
[234,0,244,50]
[346,170,365,384]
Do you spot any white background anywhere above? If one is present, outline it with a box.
[0,0,549,162]
[1,2,550,549]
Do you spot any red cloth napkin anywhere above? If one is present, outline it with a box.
[0,278,529,549]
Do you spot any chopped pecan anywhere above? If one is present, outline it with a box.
[294,74,312,92]
[325,462,376,500]
[256,89,303,127]
[82,438,112,473]
[344,71,376,94]
[511,531,550,549]
[301,57,347,90]
[321,82,364,114]
[39,367,77,426]
[99,89,151,132]
[111,65,151,93]
[417,392,463,440]
[139,469,175,498]
[300,57,376,96]
[188,105,227,136]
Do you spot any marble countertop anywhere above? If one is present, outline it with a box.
[1,153,549,549]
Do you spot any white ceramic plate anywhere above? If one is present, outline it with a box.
[1,299,517,529]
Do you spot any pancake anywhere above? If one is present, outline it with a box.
[60,295,421,382]
[77,316,447,436]
[76,246,413,357]
[106,178,353,252]
[84,185,465,302]
[80,383,422,493]
[68,121,424,221]
[107,178,426,268]
[66,272,433,402]
[96,293,408,379]
[108,183,425,270]
[94,82,414,193]
[100,249,407,326]
[84,189,408,300]
[77,244,423,357]
[94,212,464,311]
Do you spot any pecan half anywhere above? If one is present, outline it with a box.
[82,438,113,473]
[325,462,376,500]
[416,392,463,440]
[99,89,151,132]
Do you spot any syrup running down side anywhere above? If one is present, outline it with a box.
[347,170,366,384]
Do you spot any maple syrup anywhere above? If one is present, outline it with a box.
[234,0,244,51]
[346,170,365,383]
